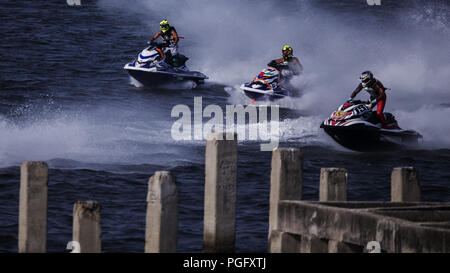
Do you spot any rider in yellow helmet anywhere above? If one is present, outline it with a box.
[265,45,303,92]
[149,19,179,59]
[268,45,303,75]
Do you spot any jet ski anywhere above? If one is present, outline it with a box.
[124,42,208,87]
[240,59,303,102]
[320,100,422,151]
[240,67,291,101]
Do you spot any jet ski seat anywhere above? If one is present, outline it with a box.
[367,112,397,126]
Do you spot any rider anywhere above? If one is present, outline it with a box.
[149,19,179,62]
[267,45,303,77]
[348,71,390,129]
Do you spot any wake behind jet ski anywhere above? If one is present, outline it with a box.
[320,100,422,151]
[124,42,208,87]
[240,45,302,102]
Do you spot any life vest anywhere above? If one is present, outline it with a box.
[362,78,387,100]
[161,26,176,44]
[282,57,301,76]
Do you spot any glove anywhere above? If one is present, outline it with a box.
[346,97,353,103]
[366,100,376,109]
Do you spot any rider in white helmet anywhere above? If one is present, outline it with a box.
[348,71,391,129]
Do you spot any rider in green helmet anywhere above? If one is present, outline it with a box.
[149,19,180,63]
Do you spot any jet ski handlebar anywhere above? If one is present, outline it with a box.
[345,99,365,104]
[147,41,170,48]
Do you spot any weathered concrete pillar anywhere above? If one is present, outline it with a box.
[145,171,178,253]
[391,167,421,202]
[268,148,303,251]
[319,168,347,201]
[269,230,301,253]
[203,132,238,253]
[73,201,101,253]
[300,235,328,253]
[19,161,48,253]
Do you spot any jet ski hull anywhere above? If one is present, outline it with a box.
[321,124,422,151]
[124,45,208,88]
[125,65,208,86]
[240,83,289,101]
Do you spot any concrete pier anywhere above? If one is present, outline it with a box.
[319,168,347,202]
[276,201,450,253]
[18,161,48,253]
[145,171,178,253]
[391,167,421,202]
[268,148,303,252]
[203,132,238,253]
[267,158,450,253]
[73,201,101,253]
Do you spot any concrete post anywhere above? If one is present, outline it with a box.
[73,201,101,253]
[319,168,347,202]
[268,148,303,251]
[145,171,178,253]
[300,235,328,253]
[391,167,421,202]
[18,161,48,253]
[269,230,301,253]
[203,132,238,253]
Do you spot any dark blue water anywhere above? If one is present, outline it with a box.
[1,0,450,252]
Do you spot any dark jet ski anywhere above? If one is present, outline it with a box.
[320,100,422,151]
[124,42,208,87]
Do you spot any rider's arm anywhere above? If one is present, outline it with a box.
[171,29,179,45]
[350,84,362,99]
[267,58,284,67]
[150,30,162,43]
[267,59,277,67]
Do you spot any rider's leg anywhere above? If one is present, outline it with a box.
[169,44,178,56]
[376,99,387,128]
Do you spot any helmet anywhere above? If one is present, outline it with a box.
[160,19,170,33]
[359,71,374,87]
[282,45,293,58]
